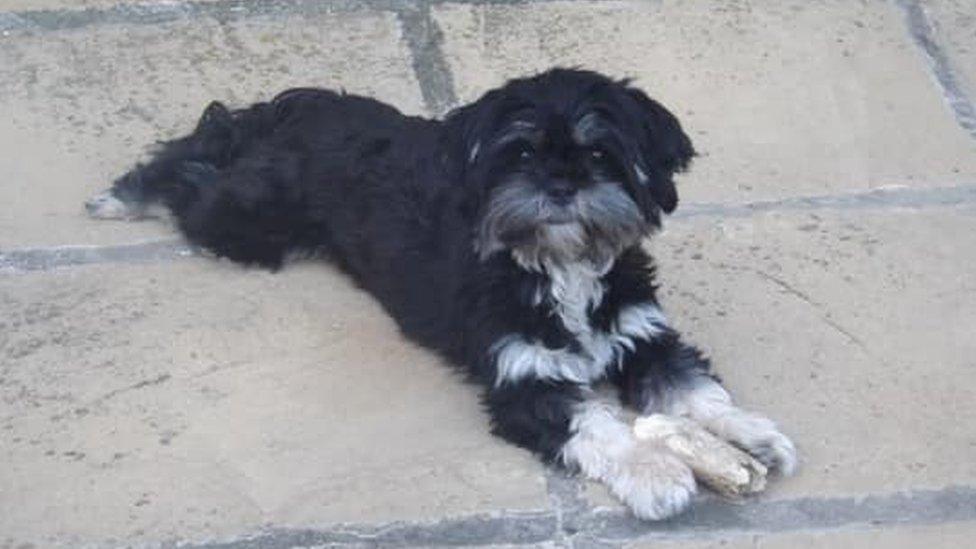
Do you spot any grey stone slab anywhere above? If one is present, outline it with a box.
[0,7,423,247]
[584,205,976,509]
[0,259,548,547]
[434,0,976,205]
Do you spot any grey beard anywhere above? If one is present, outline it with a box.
[475,180,649,271]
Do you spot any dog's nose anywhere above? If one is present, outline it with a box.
[547,181,576,204]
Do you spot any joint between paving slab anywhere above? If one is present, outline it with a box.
[2,184,975,275]
[0,0,392,33]
[174,485,976,548]
[894,0,976,141]
[545,469,590,545]
[0,238,193,274]
[671,182,976,220]
[178,510,559,548]
[0,0,596,34]
[395,1,460,116]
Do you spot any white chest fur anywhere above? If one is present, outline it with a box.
[546,261,617,375]
[492,259,669,386]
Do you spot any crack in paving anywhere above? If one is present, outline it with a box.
[173,485,976,548]
[90,373,173,407]
[895,0,976,141]
[747,267,871,353]
[2,184,975,274]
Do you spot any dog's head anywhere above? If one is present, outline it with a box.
[446,68,694,269]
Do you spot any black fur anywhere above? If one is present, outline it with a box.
[96,68,713,465]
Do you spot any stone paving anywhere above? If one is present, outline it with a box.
[1,1,976,547]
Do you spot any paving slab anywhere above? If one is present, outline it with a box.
[0,259,549,547]
[0,5,423,248]
[926,0,976,104]
[626,520,976,548]
[3,1,976,547]
[434,0,976,205]
[584,204,976,509]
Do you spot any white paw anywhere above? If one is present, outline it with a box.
[608,442,697,520]
[744,428,797,477]
[717,413,798,476]
[85,190,138,219]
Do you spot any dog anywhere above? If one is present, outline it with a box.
[85,68,796,520]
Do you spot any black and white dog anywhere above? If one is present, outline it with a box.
[86,68,796,520]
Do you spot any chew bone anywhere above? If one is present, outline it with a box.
[633,414,767,498]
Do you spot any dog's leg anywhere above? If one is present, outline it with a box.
[87,101,308,269]
[485,380,696,520]
[86,102,244,221]
[85,161,180,220]
[615,324,797,476]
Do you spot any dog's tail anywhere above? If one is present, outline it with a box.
[85,95,317,269]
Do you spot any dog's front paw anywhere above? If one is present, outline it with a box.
[719,413,797,476]
[744,428,797,477]
[607,442,697,520]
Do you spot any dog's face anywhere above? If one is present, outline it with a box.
[448,69,694,269]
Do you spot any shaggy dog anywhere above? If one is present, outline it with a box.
[86,68,796,520]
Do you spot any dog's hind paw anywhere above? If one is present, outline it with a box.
[85,190,139,220]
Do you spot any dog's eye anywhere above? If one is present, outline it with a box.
[589,149,605,161]
[518,148,534,161]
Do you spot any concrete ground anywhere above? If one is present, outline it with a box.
[2,0,975,547]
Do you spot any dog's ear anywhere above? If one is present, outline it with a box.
[441,89,510,220]
[442,89,506,170]
[621,86,695,215]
